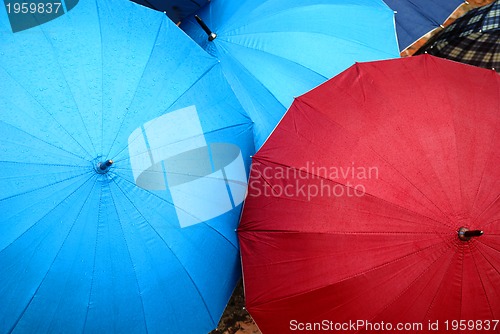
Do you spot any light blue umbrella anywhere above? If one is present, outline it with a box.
[0,0,254,333]
[181,0,401,149]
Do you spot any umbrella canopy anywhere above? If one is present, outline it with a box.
[415,0,500,72]
[239,55,500,334]
[0,0,254,333]
[180,0,400,149]
[384,0,464,51]
[130,0,209,24]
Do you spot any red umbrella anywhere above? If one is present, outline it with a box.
[238,55,500,334]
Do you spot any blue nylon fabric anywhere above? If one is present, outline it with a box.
[383,0,464,50]
[0,0,254,333]
[181,0,400,149]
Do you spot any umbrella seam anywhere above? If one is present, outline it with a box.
[5,175,97,333]
[251,156,451,230]
[248,241,446,308]
[109,176,217,328]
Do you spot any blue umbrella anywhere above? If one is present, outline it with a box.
[130,0,209,23]
[384,0,464,51]
[0,0,254,333]
[181,0,400,149]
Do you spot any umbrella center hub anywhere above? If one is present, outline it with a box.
[457,227,484,241]
[95,159,114,174]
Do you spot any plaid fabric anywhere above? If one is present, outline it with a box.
[441,0,500,38]
[416,0,500,72]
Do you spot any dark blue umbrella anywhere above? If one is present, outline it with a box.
[181,0,400,149]
[384,0,464,50]
[0,0,254,333]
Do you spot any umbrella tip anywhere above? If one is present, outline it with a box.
[96,159,114,174]
[458,227,483,241]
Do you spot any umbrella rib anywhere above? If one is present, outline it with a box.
[0,170,92,204]
[480,217,500,230]
[422,245,461,321]
[312,241,451,323]
[104,18,166,160]
[469,245,496,319]
[476,240,500,258]
[111,175,239,250]
[0,173,95,254]
[111,61,219,160]
[241,234,446,268]
[95,0,105,156]
[112,121,252,166]
[221,2,387,37]
[474,242,500,315]
[393,58,464,223]
[5,176,97,333]
[38,26,98,157]
[252,157,450,230]
[474,194,500,229]
[221,31,397,59]
[371,245,452,322]
[218,38,328,82]
[0,69,94,161]
[0,121,90,163]
[111,166,247,207]
[395,0,462,51]
[106,181,150,333]
[212,42,291,120]
[468,73,500,224]
[109,177,217,327]
[249,240,446,308]
[0,161,84,169]
[83,182,103,334]
[299,86,457,228]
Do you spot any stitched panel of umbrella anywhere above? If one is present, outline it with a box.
[181,0,401,149]
[0,0,254,333]
[238,55,500,334]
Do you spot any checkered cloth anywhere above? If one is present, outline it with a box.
[416,0,500,72]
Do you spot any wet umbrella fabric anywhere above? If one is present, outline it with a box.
[415,0,500,72]
[384,0,463,51]
[0,0,254,333]
[181,0,400,149]
[239,55,500,334]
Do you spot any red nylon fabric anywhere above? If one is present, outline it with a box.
[239,55,500,334]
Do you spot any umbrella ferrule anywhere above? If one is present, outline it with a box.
[458,227,484,241]
[195,15,217,41]
[96,159,113,174]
